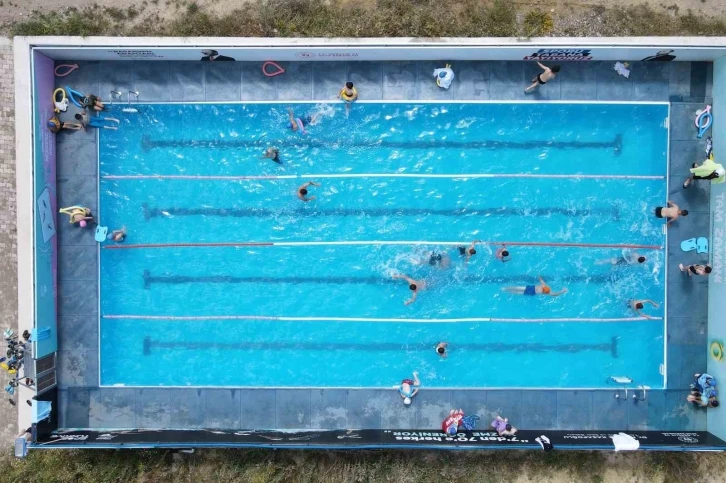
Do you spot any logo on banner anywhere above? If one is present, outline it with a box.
[678,436,699,443]
[295,52,359,58]
[523,49,592,61]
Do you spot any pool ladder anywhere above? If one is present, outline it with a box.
[608,376,648,403]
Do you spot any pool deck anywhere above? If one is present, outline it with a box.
[56,60,711,432]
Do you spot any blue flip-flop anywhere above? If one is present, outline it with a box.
[697,237,709,254]
[94,225,108,243]
[681,238,698,252]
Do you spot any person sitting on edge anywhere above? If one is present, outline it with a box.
[82,94,105,111]
[435,342,448,359]
[495,245,511,262]
[492,415,517,436]
[679,264,712,277]
[339,81,358,112]
[398,371,420,406]
[262,147,281,164]
[59,206,93,227]
[502,276,566,297]
[654,200,688,226]
[287,107,320,134]
[47,116,83,133]
[687,391,719,408]
[108,227,127,242]
[525,62,561,93]
[392,273,426,305]
[458,240,480,262]
[75,111,120,131]
[297,181,320,202]
[596,252,646,266]
[628,299,659,319]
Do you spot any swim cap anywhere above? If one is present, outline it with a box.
[409,284,417,291]
[446,425,458,436]
[543,286,551,294]
[403,397,412,405]
[79,220,87,227]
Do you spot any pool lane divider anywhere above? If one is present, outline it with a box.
[142,270,619,288]
[104,240,664,250]
[140,133,624,154]
[142,335,620,358]
[105,315,661,323]
[140,204,622,221]
[103,173,665,181]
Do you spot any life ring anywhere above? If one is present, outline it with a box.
[53,88,68,113]
[262,61,285,77]
[711,340,724,361]
[695,105,712,139]
[55,64,79,77]
[65,86,85,108]
[340,86,357,102]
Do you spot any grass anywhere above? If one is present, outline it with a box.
[1,448,725,483]
[11,0,726,38]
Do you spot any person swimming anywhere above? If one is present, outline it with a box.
[262,147,281,164]
[392,273,426,305]
[596,253,646,266]
[502,276,567,297]
[297,181,320,202]
[287,107,320,134]
[457,240,480,262]
[435,342,448,359]
[628,299,659,319]
[495,246,511,262]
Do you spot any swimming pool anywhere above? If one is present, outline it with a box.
[98,102,668,389]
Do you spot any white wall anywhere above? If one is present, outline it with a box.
[22,36,726,61]
[708,57,726,441]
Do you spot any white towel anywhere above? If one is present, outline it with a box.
[611,432,640,451]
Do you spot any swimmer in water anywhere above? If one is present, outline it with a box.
[426,251,451,269]
[596,252,646,266]
[297,181,320,202]
[502,276,567,297]
[392,273,426,305]
[287,107,320,134]
[495,245,511,262]
[435,342,448,359]
[262,147,281,164]
[457,240,480,262]
[654,200,688,226]
[628,299,659,319]
[108,226,127,242]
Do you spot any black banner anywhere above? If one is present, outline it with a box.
[35,428,726,450]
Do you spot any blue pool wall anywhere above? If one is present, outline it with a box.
[708,56,726,442]
[50,59,711,434]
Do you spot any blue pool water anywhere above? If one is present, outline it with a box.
[99,102,668,388]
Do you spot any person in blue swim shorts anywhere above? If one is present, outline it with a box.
[287,107,321,134]
[502,276,567,297]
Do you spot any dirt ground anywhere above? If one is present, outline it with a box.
[0,0,721,30]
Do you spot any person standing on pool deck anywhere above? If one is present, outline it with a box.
[525,62,561,94]
[654,200,688,226]
[398,371,421,405]
[502,276,566,297]
[392,273,426,305]
[287,107,320,134]
[628,299,659,319]
[679,263,712,277]
[457,240,480,262]
[297,181,320,202]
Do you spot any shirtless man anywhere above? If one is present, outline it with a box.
[679,263,712,277]
[287,107,320,134]
[495,245,511,262]
[596,252,646,266]
[654,200,688,226]
[503,276,566,297]
[458,240,480,262]
[628,299,659,319]
[525,62,561,93]
[297,181,320,202]
[392,273,426,305]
